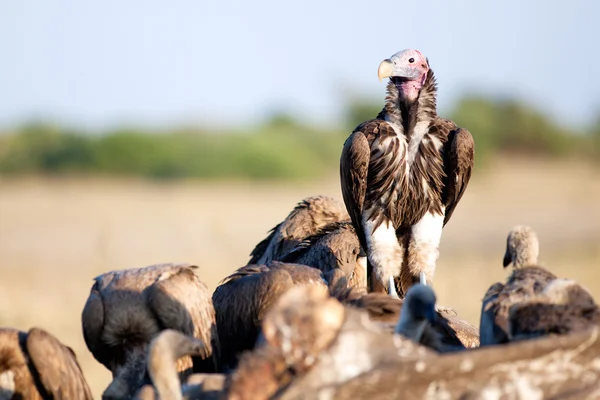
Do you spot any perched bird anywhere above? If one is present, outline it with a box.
[508,278,600,341]
[0,327,93,400]
[249,195,350,265]
[212,262,326,371]
[81,263,219,399]
[395,284,440,348]
[340,48,474,297]
[281,221,367,289]
[134,330,222,400]
[479,226,557,345]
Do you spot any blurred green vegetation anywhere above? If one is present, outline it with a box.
[0,95,598,180]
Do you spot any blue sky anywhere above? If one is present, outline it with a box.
[1,0,597,130]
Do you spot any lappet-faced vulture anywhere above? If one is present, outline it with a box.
[0,327,93,400]
[340,49,474,297]
[211,262,326,371]
[81,263,219,399]
[249,195,350,265]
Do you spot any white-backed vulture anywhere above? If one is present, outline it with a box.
[81,263,219,399]
[0,327,93,399]
[281,221,367,289]
[134,330,223,400]
[212,262,326,371]
[480,226,557,346]
[340,49,474,297]
[508,279,600,341]
[249,195,350,265]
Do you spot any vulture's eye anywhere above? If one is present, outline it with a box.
[409,57,415,63]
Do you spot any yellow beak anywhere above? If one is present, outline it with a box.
[377,59,394,81]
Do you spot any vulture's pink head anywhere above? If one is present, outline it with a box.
[378,49,429,102]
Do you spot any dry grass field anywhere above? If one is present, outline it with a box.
[1,156,599,397]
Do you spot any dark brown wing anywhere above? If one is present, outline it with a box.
[281,222,360,280]
[248,224,279,264]
[80,278,111,370]
[26,327,94,400]
[508,298,600,341]
[340,129,371,251]
[146,264,220,372]
[212,265,296,370]
[249,196,349,265]
[441,125,475,226]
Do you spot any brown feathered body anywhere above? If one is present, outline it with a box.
[281,221,366,289]
[479,266,557,346]
[249,195,350,265]
[81,263,219,399]
[340,69,474,296]
[212,262,326,371]
[0,327,93,400]
[508,279,600,341]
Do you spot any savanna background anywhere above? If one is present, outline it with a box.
[1,1,599,397]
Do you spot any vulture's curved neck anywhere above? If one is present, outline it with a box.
[149,344,185,400]
[379,70,438,137]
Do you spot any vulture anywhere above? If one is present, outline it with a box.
[0,327,93,400]
[508,278,600,341]
[211,262,326,371]
[280,221,367,289]
[479,226,557,346]
[340,48,474,297]
[249,195,350,265]
[134,330,223,400]
[395,284,447,351]
[81,263,219,399]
